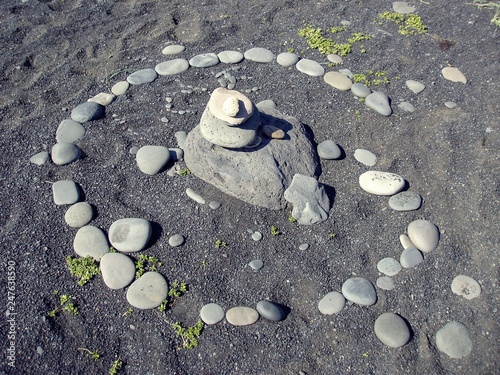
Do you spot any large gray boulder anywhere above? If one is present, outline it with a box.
[184,107,320,210]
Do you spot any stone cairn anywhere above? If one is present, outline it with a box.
[184,88,330,224]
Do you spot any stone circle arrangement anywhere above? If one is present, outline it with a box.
[31,5,478,360]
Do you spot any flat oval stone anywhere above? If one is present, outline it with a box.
[208,201,221,210]
[155,59,190,75]
[186,188,205,204]
[354,149,377,166]
[52,180,80,205]
[226,306,259,326]
[71,102,104,123]
[256,100,277,111]
[100,252,136,289]
[56,119,85,143]
[189,53,219,68]
[244,47,274,63]
[318,291,345,315]
[162,44,185,55]
[249,259,263,270]
[217,50,244,64]
[200,303,225,325]
[73,225,109,260]
[393,1,416,14]
[342,277,377,306]
[406,79,425,94]
[127,68,158,85]
[365,91,392,116]
[256,300,286,321]
[276,52,299,67]
[126,272,168,309]
[377,257,402,276]
[30,151,49,165]
[317,139,341,159]
[389,191,422,211]
[451,275,481,300]
[442,67,467,84]
[359,171,405,196]
[88,92,115,106]
[296,59,324,76]
[374,312,411,348]
[435,322,472,358]
[65,202,93,227]
[397,101,416,112]
[168,234,185,247]
[376,276,395,290]
[261,125,285,139]
[324,71,352,90]
[350,83,371,98]
[51,142,81,166]
[444,101,457,109]
[407,219,439,253]
[108,218,152,252]
[136,145,171,175]
[298,243,309,251]
[327,54,343,64]
[111,81,129,96]
[400,247,423,268]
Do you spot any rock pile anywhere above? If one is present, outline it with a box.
[184,88,324,211]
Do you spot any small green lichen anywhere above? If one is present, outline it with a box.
[172,320,205,350]
[378,11,428,35]
[109,358,123,375]
[66,256,101,286]
[270,225,281,236]
[288,215,297,223]
[178,167,191,176]
[215,239,227,249]
[48,291,79,317]
[135,254,161,279]
[78,348,101,361]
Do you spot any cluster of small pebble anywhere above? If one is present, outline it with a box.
[30,16,476,358]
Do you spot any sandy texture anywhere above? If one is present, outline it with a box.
[0,0,498,374]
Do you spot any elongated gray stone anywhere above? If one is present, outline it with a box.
[108,218,152,252]
[354,149,377,166]
[111,81,129,96]
[218,50,244,64]
[317,140,341,160]
[127,69,158,85]
[284,174,329,225]
[389,191,422,211]
[100,253,136,289]
[189,53,219,68]
[244,47,274,63]
[324,71,352,90]
[56,119,85,143]
[71,102,104,123]
[350,83,371,97]
[51,142,81,166]
[73,225,109,260]
[162,44,185,55]
[126,272,168,309]
[374,312,411,348]
[226,306,259,326]
[342,277,377,306]
[256,300,286,321]
[52,180,80,205]
[359,171,405,196]
[365,91,392,116]
[296,59,324,76]
[155,59,190,75]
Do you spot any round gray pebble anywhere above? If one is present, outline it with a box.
[317,140,341,159]
[200,303,225,325]
[208,201,221,210]
[56,119,86,143]
[217,50,244,64]
[397,101,416,113]
[389,191,422,211]
[127,68,158,85]
[435,321,472,358]
[126,271,168,309]
[108,218,152,252]
[189,53,219,68]
[377,258,402,276]
[276,52,299,67]
[376,276,395,290]
[65,202,93,227]
[318,292,345,315]
[249,259,264,270]
[298,243,309,251]
[365,91,392,116]
[400,247,423,268]
[51,143,81,166]
[100,252,136,289]
[342,277,377,306]
[73,225,109,260]
[354,149,377,166]
[168,234,185,247]
[350,83,371,98]
[251,231,263,241]
[244,47,274,63]
[30,151,49,166]
[374,312,411,348]
[256,300,286,321]
[444,101,457,108]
